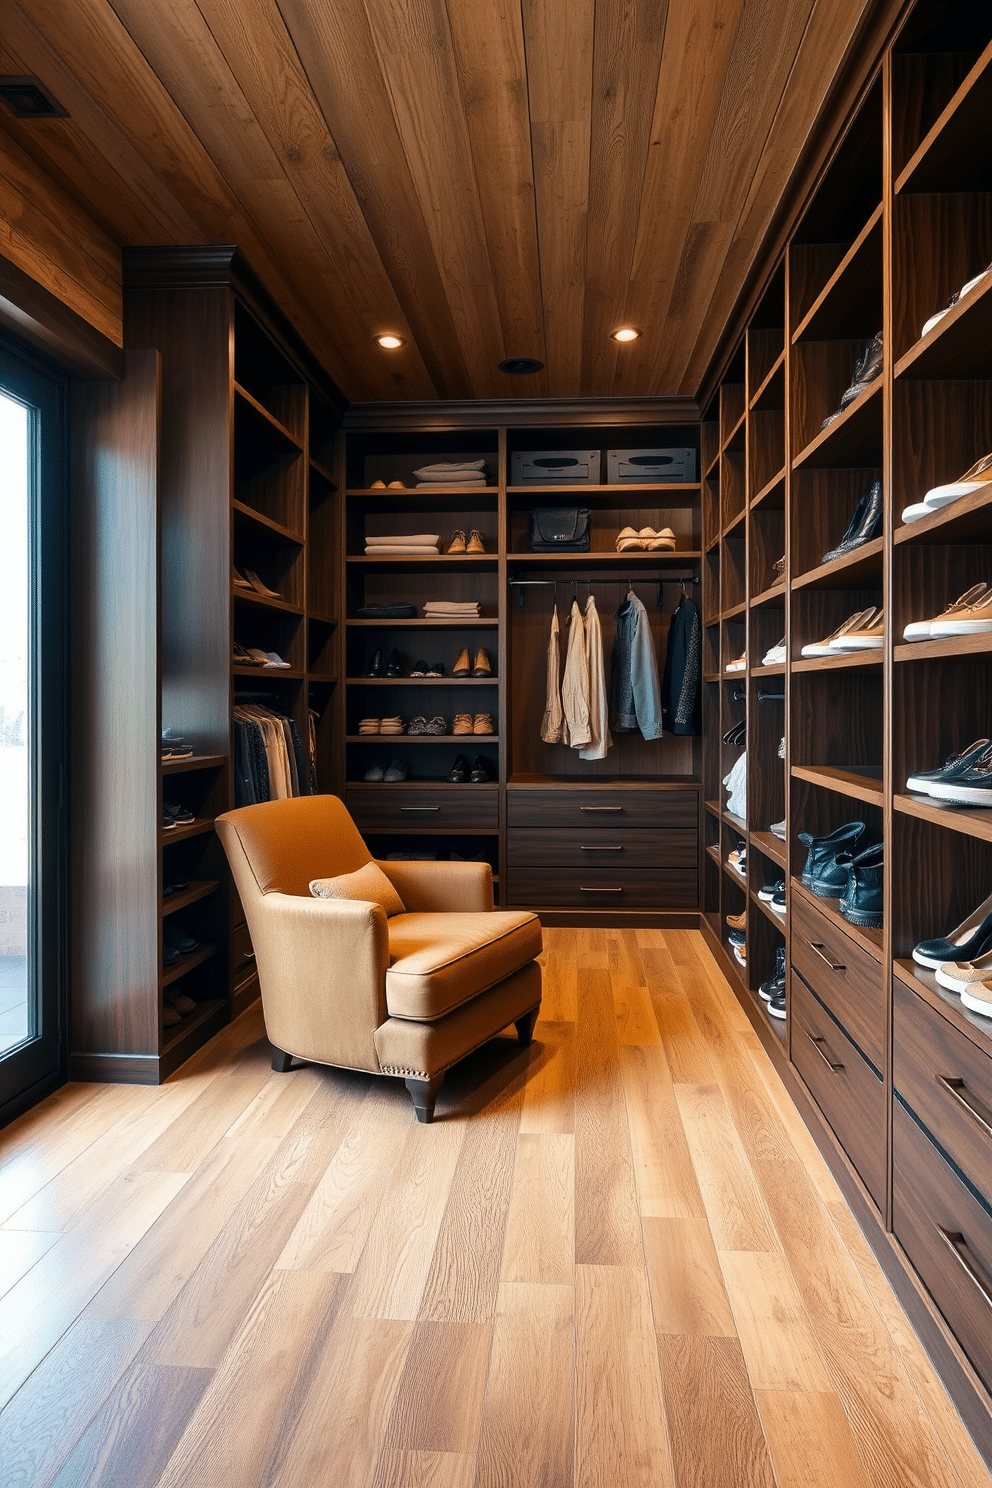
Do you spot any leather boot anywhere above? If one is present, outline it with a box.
[821,481,882,563]
[799,821,865,890]
[839,843,884,928]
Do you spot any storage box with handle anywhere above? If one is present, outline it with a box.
[511,449,600,485]
[607,448,696,483]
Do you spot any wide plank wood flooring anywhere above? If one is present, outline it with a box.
[1,928,989,1487]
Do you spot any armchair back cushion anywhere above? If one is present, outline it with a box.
[224,794,372,898]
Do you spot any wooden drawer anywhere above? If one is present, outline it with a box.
[231,922,256,979]
[792,889,884,1069]
[506,866,697,910]
[507,826,697,870]
[893,1099,992,1394]
[507,788,697,830]
[791,974,885,1208]
[894,982,992,1199]
[347,784,498,834]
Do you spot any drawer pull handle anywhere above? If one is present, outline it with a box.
[936,1076,992,1142]
[580,845,624,851]
[935,1226,992,1311]
[241,950,256,962]
[809,942,846,972]
[580,886,624,893]
[399,806,441,812]
[806,1032,844,1073]
[579,806,623,812]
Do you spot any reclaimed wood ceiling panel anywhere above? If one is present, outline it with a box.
[1,0,877,401]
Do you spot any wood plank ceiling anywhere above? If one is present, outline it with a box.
[1,0,877,403]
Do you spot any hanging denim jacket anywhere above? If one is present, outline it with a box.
[609,590,663,739]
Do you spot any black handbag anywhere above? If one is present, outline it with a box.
[530,507,590,552]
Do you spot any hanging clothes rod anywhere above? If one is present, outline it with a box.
[508,573,699,606]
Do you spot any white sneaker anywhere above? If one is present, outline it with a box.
[931,588,992,636]
[922,452,992,511]
[762,638,786,665]
[801,607,875,657]
[921,264,992,337]
[903,584,989,640]
[837,610,884,649]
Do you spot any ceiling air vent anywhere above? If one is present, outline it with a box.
[498,357,544,375]
[0,77,68,119]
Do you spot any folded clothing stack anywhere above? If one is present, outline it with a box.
[365,533,440,555]
[423,600,481,617]
[414,459,489,488]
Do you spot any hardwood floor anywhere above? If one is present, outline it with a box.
[0,928,989,1488]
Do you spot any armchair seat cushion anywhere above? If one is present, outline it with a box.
[386,910,542,1021]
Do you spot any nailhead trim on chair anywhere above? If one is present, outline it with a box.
[378,1002,541,1084]
[379,1065,431,1078]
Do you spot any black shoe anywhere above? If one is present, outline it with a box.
[758,878,784,902]
[386,648,403,677]
[727,929,746,948]
[469,755,491,783]
[821,481,882,564]
[410,659,429,677]
[927,741,992,806]
[759,946,786,1001]
[838,843,883,928]
[913,891,992,968]
[366,648,385,677]
[799,821,865,889]
[163,943,180,967]
[838,333,883,409]
[163,926,199,954]
[906,738,989,795]
[426,661,446,677]
[356,603,417,618]
[771,885,787,916]
[447,753,469,782]
[768,989,787,1020]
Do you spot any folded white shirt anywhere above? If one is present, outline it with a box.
[365,544,440,555]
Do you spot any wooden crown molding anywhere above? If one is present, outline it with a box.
[344,394,699,431]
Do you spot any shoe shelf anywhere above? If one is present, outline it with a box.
[232,500,304,546]
[307,609,338,627]
[347,676,496,685]
[233,382,305,453]
[894,484,992,546]
[505,482,700,500]
[790,206,884,346]
[791,649,882,673]
[751,662,785,677]
[705,799,721,818]
[309,456,336,486]
[722,807,746,833]
[162,942,219,989]
[895,791,992,844]
[895,632,992,663]
[233,588,304,616]
[792,378,884,471]
[161,998,228,1056]
[895,272,992,382]
[161,754,226,775]
[308,673,338,685]
[894,957,992,1051]
[750,582,787,609]
[791,878,883,960]
[895,38,992,196]
[751,889,786,931]
[791,536,884,591]
[749,829,786,869]
[792,763,884,806]
[749,353,785,413]
[723,410,747,454]
[721,600,747,621]
[346,555,498,569]
[347,617,498,628]
[706,843,722,869]
[348,486,497,499]
[162,880,220,917]
[750,468,786,511]
[346,734,500,744]
[232,665,304,680]
[723,506,747,539]
[161,817,215,845]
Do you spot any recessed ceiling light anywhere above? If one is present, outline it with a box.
[498,357,544,375]
[0,75,68,118]
[375,333,405,350]
[610,327,641,343]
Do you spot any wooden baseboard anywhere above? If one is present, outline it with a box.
[68,1051,161,1084]
[536,909,700,929]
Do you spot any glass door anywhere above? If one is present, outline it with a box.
[0,342,66,1121]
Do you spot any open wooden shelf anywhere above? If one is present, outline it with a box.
[895,39,992,195]
[346,734,499,745]
[792,378,883,471]
[750,469,786,511]
[161,880,219,917]
[752,889,787,931]
[161,942,219,989]
[233,587,303,615]
[894,792,992,844]
[750,582,787,609]
[232,499,303,546]
[791,648,882,673]
[894,270,992,381]
[791,536,883,591]
[234,382,304,451]
[749,353,785,412]
[791,206,883,345]
[750,830,787,869]
[894,959,992,1053]
[160,817,214,846]
[895,632,992,663]
[894,483,992,547]
[347,676,497,686]
[792,763,883,805]
[161,754,226,774]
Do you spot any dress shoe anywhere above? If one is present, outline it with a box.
[799,821,865,888]
[759,946,786,1001]
[383,758,409,782]
[245,569,280,599]
[452,648,472,676]
[903,584,988,640]
[927,742,992,805]
[471,648,492,677]
[366,648,385,677]
[821,334,883,427]
[467,529,486,554]
[726,909,747,930]
[906,738,989,794]
[447,753,469,782]
[837,843,883,927]
[426,661,445,677]
[386,648,403,676]
[448,530,467,554]
[912,890,992,968]
[469,755,492,783]
[821,482,882,564]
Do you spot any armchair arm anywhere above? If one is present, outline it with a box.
[248,893,390,1072]
[377,859,494,913]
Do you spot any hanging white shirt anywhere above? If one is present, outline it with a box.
[579,593,612,760]
[561,599,591,748]
[541,603,564,744]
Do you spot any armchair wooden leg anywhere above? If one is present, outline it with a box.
[405,1073,444,1123]
[515,1007,539,1046]
[270,1045,294,1073]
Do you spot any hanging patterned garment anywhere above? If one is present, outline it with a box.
[579,593,612,761]
[561,599,591,748]
[540,603,564,744]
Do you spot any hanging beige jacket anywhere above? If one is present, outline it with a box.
[579,593,612,760]
[540,603,564,743]
[561,599,591,748]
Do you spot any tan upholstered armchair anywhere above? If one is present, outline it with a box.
[215,795,542,1121]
